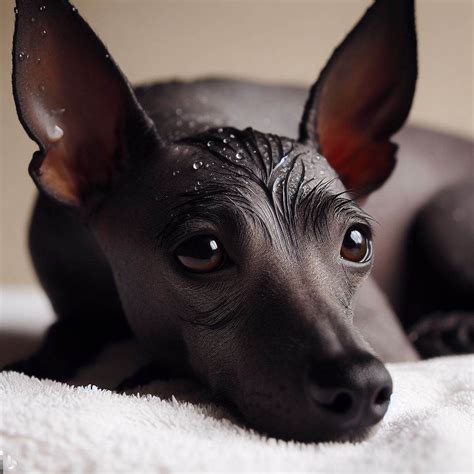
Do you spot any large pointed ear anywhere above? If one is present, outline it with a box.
[299,0,417,196]
[13,0,159,210]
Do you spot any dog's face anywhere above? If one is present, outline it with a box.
[13,0,417,442]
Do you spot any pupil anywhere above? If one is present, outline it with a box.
[346,229,363,249]
[181,236,218,260]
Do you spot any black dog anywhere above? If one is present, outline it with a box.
[6,0,473,442]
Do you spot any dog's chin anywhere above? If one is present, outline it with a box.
[327,423,381,444]
[245,416,383,444]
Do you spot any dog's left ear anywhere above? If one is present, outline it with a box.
[299,0,417,196]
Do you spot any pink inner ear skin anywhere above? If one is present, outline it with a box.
[320,125,396,196]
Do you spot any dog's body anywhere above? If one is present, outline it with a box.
[6,0,474,442]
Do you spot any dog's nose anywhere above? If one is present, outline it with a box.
[306,353,392,429]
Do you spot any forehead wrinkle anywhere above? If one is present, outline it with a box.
[156,179,276,247]
[178,126,295,189]
[171,127,372,253]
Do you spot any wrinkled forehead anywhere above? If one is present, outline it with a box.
[146,127,353,243]
[169,127,343,197]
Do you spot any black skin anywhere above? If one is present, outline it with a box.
[4,0,473,442]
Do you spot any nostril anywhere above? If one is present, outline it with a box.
[374,385,392,406]
[330,392,353,414]
[312,389,354,414]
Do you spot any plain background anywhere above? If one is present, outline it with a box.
[1,0,473,286]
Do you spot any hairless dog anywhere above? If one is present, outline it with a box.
[5,0,473,442]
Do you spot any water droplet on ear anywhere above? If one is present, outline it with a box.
[230,134,235,139]
[105,54,110,59]
[18,52,26,62]
[39,5,46,12]
[193,161,203,170]
[41,29,47,38]
[235,153,243,160]
[30,17,36,23]
[223,138,229,144]
[72,6,78,13]
[207,141,213,147]
[36,58,41,64]
[14,7,19,15]
[205,163,210,168]
[48,125,64,142]
[217,128,223,133]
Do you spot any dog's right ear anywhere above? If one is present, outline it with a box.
[13,0,159,210]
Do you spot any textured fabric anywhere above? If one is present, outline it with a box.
[1,288,473,473]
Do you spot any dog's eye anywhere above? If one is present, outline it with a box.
[175,235,225,273]
[340,225,372,263]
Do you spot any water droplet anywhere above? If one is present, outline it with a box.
[105,54,110,59]
[48,125,64,142]
[230,134,235,139]
[217,128,223,133]
[207,141,213,147]
[235,153,243,160]
[223,138,229,144]
[14,7,19,15]
[39,5,46,12]
[18,52,26,62]
[36,58,41,64]
[51,108,66,115]
[31,17,36,23]
[72,6,78,13]
[205,163,210,168]
[193,161,203,170]
[41,29,47,37]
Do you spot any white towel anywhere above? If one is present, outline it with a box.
[1,288,473,473]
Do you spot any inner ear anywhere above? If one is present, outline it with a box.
[13,0,158,209]
[299,0,417,196]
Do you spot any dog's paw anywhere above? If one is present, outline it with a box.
[408,311,474,358]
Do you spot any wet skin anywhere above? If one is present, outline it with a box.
[5,0,473,442]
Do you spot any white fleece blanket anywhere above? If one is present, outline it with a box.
[0,288,473,473]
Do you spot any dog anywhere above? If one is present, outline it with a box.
[5,0,473,442]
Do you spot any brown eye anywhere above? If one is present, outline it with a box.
[340,226,372,263]
[175,235,225,273]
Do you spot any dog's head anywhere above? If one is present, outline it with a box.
[13,0,417,441]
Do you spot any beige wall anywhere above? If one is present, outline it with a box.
[1,0,472,285]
